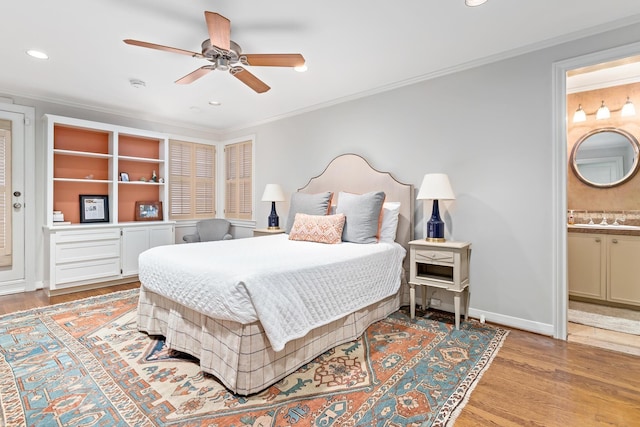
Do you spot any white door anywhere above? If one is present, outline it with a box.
[0,108,26,293]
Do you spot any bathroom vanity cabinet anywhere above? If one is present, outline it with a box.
[568,231,640,307]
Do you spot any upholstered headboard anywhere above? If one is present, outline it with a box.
[298,153,414,252]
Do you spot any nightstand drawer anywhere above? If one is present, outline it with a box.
[415,250,454,265]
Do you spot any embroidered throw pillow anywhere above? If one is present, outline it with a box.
[288,213,346,244]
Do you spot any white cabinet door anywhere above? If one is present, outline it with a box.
[608,235,640,306]
[121,224,174,276]
[568,233,606,300]
[121,227,149,276]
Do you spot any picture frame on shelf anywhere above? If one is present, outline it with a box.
[120,172,129,182]
[135,201,163,221]
[79,195,109,223]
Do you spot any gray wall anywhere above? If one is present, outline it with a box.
[227,22,640,334]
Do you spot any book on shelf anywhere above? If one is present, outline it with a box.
[53,221,72,225]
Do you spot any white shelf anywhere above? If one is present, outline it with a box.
[118,181,164,186]
[118,155,163,163]
[53,149,112,159]
[53,178,112,184]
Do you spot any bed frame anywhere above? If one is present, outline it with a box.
[137,153,414,395]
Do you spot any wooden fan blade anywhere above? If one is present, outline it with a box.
[205,11,231,51]
[243,53,305,67]
[175,66,214,84]
[123,39,203,58]
[231,67,270,93]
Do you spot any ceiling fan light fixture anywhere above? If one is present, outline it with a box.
[129,79,146,89]
[621,96,636,117]
[209,100,221,106]
[465,0,488,6]
[216,57,230,71]
[573,104,586,123]
[596,100,610,120]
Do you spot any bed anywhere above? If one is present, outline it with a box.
[136,153,414,395]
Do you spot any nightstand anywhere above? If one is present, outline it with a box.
[253,228,286,237]
[408,239,471,329]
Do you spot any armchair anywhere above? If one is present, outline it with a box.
[183,219,233,243]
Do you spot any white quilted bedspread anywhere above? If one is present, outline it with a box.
[138,234,406,351]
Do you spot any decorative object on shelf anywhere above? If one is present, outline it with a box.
[151,170,158,182]
[79,195,109,223]
[52,211,65,222]
[135,201,163,221]
[139,177,147,182]
[158,177,164,183]
[416,173,456,242]
[84,174,94,179]
[120,172,129,182]
[261,184,286,229]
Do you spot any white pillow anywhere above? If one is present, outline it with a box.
[379,202,401,242]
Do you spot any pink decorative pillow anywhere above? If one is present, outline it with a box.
[288,213,346,244]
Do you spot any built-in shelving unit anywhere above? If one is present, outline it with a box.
[43,114,175,294]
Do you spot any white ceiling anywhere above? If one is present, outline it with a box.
[3,0,640,132]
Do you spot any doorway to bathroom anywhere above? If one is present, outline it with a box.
[563,50,640,355]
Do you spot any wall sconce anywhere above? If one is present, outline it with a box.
[416,174,456,242]
[261,184,286,229]
[573,97,636,123]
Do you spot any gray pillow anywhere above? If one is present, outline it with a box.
[336,191,386,243]
[285,192,333,234]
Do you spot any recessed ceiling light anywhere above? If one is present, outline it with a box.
[294,64,308,73]
[26,49,48,60]
[209,100,221,106]
[189,106,202,113]
[465,0,488,6]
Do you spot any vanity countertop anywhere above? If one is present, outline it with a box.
[568,224,640,236]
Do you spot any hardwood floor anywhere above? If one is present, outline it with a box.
[1,284,639,426]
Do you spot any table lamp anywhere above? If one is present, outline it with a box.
[416,173,456,242]
[261,184,286,229]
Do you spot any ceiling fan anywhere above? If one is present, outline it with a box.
[124,11,305,93]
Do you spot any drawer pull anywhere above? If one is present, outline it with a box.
[612,239,618,244]
[595,238,601,243]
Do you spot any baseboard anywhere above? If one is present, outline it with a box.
[468,308,554,336]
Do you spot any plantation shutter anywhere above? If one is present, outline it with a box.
[225,140,252,220]
[0,120,12,267]
[169,140,216,220]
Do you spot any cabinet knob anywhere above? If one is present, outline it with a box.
[595,238,601,243]
[612,239,618,244]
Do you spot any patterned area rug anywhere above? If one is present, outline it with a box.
[0,289,508,426]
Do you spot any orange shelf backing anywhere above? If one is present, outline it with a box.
[53,181,110,224]
[118,184,161,222]
[119,135,160,159]
[118,159,160,183]
[54,125,110,154]
[54,155,110,180]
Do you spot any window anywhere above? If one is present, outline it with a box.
[168,139,216,220]
[224,139,253,220]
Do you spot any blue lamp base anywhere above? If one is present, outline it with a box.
[268,201,280,229]
[426,199,446,242]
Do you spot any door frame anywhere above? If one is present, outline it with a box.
[0,102,35,293]
[551,41,640,340]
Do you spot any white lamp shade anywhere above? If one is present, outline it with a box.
[573,105,586,123]
[416,173,456,200]
[261,184,286,202]
[621,97,636,117]
[596,101,610,120]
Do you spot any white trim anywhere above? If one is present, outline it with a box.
[468,308,554,336]
[0,102,36,292]
[551,40,640,340]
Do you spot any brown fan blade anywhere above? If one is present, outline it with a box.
[124,39,204,58]
[243,54,305,67]
[205,11,230,51]
[175,66,214,84]
[230,67,270,93]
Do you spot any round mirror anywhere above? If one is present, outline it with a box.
[570,127,640,188]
